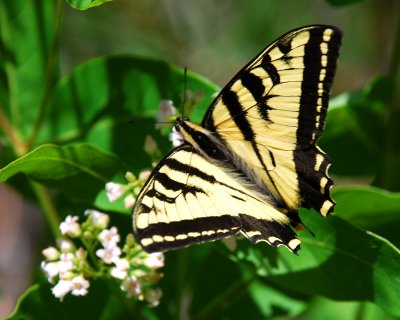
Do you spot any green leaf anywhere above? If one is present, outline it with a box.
[37,55,219,173]
[0,144,126,205]
[333,185,400,246]
[322,76,393,176]
[0,0,59,140]
[333,185,400,226]
[228,213,400,317]
[246,279,307,318]
[65,0,113,10]
[303,297,398,320]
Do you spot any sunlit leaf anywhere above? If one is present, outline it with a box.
[65,0,112,10]
[333,185,400,246]
[0,144,126,205]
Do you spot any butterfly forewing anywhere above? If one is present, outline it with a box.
[133,145,300,253]
[202,25,341,216]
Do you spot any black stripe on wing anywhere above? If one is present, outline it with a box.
[240,214,300,253]
[294,27,341,215]
[296,27,341,146]
[137,215,241,253]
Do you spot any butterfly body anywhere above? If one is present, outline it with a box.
[133,25,342,254]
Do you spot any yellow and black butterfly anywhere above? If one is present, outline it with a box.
[133,25,342,254]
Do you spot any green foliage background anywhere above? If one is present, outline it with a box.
[1,0,400,319]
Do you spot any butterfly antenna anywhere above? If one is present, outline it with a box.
[128,119,175,125]
[182,67,188,116]
[128,119,147,125]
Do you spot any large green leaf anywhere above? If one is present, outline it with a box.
[0,144,126,205]
[333,185,400,226]
[227,212,400,317]
[0,0,58,140]
[37,55,219,173]
[66,0,112,10]
[333,185,400,246]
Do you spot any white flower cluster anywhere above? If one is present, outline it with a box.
[41,210,164,306]
[41,241,89,300]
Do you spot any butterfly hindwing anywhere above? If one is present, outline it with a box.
[202,25,341,216]
[133,145,300,253]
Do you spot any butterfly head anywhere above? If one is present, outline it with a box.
[175,117,227,160]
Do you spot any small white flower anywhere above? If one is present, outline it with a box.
[60,215,81,237]
[144,135,158,156]
[52,279,73,300]
[169,126,184,147]
[96,245,121,264]
[58,239,75,253]
[58,252,75,273]
[84,209,110,229]
[105,182,126,202]
[41,261,59,283]
[124,194,135,209]
[110,258,130,280]
[42,247,60,261]
[121,275,141,297]
[144,252,164,270]
[98,226,120,247]
[145,288,162,307]
[70,276,90,296]
[156,100,177,129]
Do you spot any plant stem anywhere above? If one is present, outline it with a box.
[30,181,61,239]
[27,0,64,149]
[0,107,27,156]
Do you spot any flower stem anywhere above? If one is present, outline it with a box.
[30,181,61,239]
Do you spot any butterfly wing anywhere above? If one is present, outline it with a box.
[133,144,300,253]
[202,25,342,216]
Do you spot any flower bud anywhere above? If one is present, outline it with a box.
[124,194,135,209]
[42,246,60,261]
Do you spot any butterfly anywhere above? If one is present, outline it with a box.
[132,25,342,254]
